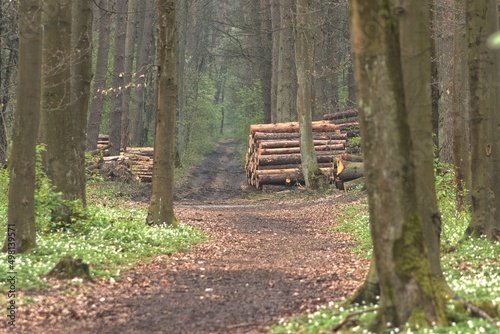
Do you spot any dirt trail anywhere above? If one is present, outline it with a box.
[12,138,368,334]
[175,137,249,202]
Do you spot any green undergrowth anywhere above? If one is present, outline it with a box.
[0,149,207,292]
[271,163,500,333]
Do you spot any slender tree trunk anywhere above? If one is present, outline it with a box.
[87,0,111,151]
[108,0,129,155]
[465,0,500,240]
[277,0,296,122]
[451,0,471,210]
[130,0,155,147]
[121,0,139,149]
[147,0,179,227]
[296,0,324,189]
[0,49,15,167]
[3,0,42,253]
[270,0,280,123]
[176,0,188,156]
[429,0,440,151]
[351,1,449,330]
[260,0,273,124]
[70,0,93,207]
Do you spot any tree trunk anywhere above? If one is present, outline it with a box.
[41,0,87,210]
[296,0,325,189]
[121,0,139,149]
[3,0,42,253]
[0,48,15,167]
[260,0,273,123]
[270,0,280,122]
[147,0,179,227]
[351,0,449,330]
[398,0,449,291]
[70,0,93,207]
[129,0,155,147]
[276,0,296,122]
[108,0,128,155]
[87,0,111,151]
[176,0,188,156]
[451,0,471,210]
[465,0,500,240]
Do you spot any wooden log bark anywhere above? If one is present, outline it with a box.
[337,161,364,181]
[343,177,366,192]
[332,116,359,125]
[250,120,337,134]
[258,153,339,166]
[256,162,335,170]
[259,139,346,149]
[341,153,363,162]
[255,167,334,176]
[253,131,346,141]
[322,109,358,120]
[258,144,345,155]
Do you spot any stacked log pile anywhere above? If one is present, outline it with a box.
[246,110,365,191]
[245,120,345,189]
[91,135,154,183]
[323,109,361,154]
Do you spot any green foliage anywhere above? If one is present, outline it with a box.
[180,73,222,168]
[272,161,500,333]
[0,149,207,291]
[225,79,263,144]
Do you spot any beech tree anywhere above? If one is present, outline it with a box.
[147,0,179,227]
[41,0,89,216]
[108,0,128,155]
[296,0,325,189]
[87,0,112,151]
[3,0,42,253]
[465,0,500,240]
[351,0,448,330]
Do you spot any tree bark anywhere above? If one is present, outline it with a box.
[397,0,448,291]
[296,0,326,189]
[3,0,42,253]
[129,0,155,147]
[465,0,500,240]
[147,0,179,227]
[108,0,129,155]
[270,0,280,122]
[87,0,111,151]
[121,0,139,149]
[41,0,86,209]
[451,0,471,210]
[351,0,449,330]
[71,0,93,207]
[276,0,296,123]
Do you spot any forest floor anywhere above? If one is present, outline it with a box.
[12,137,369,334]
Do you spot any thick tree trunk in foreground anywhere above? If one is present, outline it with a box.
[147,0,179,227]
[4,0,42,253]
[351,1,448,330]
[397,0,448,292]
[465,0,500,240]
[41,0,87,210]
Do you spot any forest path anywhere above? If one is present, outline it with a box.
[15,138,368,334]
